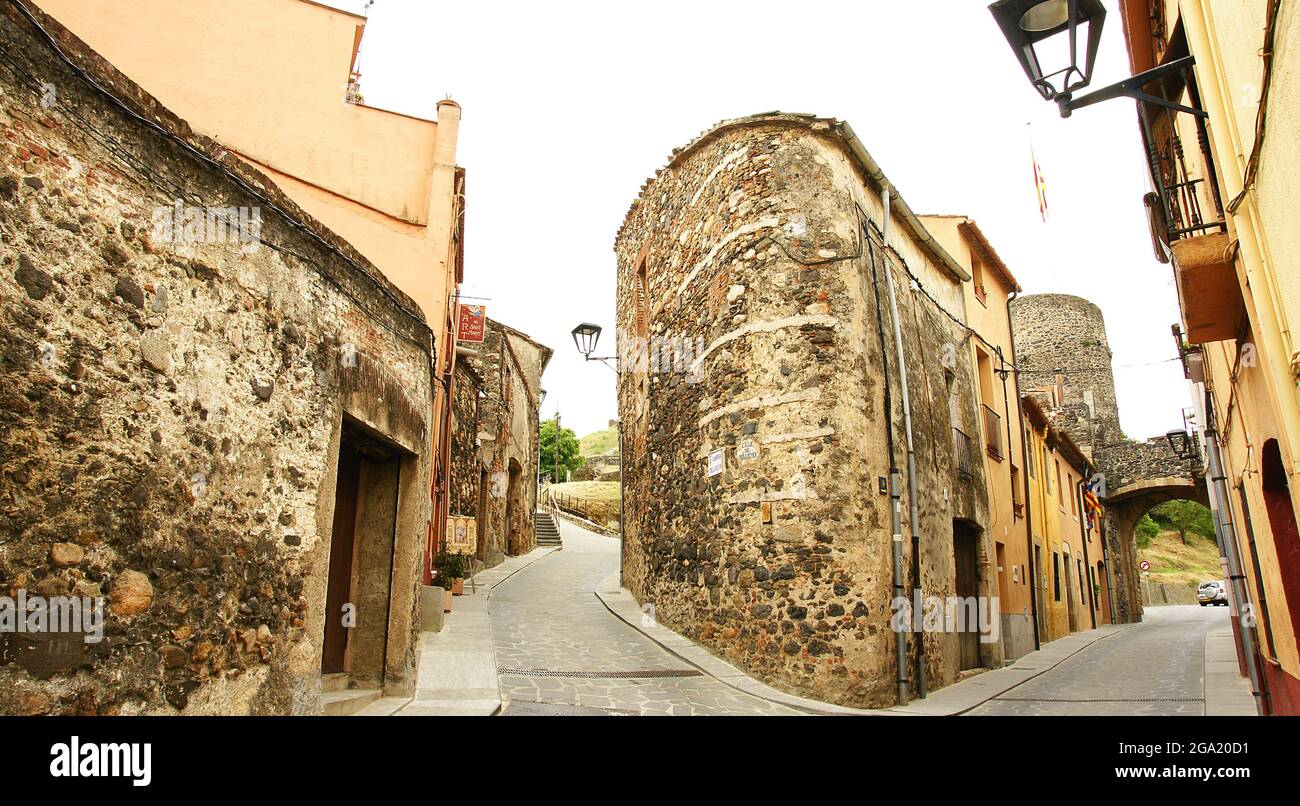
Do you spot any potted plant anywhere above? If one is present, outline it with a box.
[434,551,468,598]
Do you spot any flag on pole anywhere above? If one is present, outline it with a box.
[1029,125,1049,222]
[1083,478,1103,530]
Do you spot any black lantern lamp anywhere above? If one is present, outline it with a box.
[539,388,547,407]
[989,0,1105,106]
[989,0,1204,118]
[571,323,601,358]
[1165,428,1194,460]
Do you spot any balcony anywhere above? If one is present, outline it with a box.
[982,404,1003,460]
[953,428,975,481]
[1172,232,1245,344]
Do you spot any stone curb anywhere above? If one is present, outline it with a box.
[359,545,559,716]
[1202,624,1257,716]
[594,571,880,716]
[595,571,1127,716]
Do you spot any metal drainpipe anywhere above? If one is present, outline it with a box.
[995,346,1021,658]
[1076,478,1097,630]
[866,227,908,706]
[1202,392,1265,715]
[1005,291,1040,651]
[879,186,926,698]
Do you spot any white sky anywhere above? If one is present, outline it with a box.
[327,0,1192,441]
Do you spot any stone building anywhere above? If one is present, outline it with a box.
[1011,294,1201,625]
[38,0,469,587]
[0,5,435,714]
[449,319,550,569]
[614,113,1002,708]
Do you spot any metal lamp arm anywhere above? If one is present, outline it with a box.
[1059,56,1206,118]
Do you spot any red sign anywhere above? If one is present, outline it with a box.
[457,304,486,343]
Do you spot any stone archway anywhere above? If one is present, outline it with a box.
[1105,476,1211,622]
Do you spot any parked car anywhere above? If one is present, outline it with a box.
[1198,580,1228,606]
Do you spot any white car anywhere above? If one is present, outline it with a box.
[1198,580,1228,606]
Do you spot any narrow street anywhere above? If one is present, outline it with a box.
[490,520,1252,717]
[491,520,801,715]
[966,606,1244,716]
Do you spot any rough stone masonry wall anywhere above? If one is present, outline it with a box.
[448,361,481,520]
[0,7,433,714]
[460,321,544,568]
[1011,294,1121,457]
[614,117,994,708]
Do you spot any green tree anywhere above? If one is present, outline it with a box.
[540,418,583,482]
[1148,500,1215,546]
[1135,513,1161,549]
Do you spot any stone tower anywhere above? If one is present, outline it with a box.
[1010,294,1122,462]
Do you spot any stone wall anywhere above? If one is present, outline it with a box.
[455,320,548,568]
[448,360,482,519]
[0,6,434,714]
[1011,294,1121,459]
[614,114,996,708]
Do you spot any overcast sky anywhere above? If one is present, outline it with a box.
[327,0,1192,441]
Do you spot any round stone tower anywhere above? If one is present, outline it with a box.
[1010,293,1122,458]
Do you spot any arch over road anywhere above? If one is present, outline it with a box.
[1104,475,1210,623]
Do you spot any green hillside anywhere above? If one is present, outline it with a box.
[579,427,619,457]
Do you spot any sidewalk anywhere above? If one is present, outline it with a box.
[1203,623,1257,716]
[596,570,1124,716]
[355,546,558,716]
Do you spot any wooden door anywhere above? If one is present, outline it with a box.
[953,521,981,671]
[322,444,361,674]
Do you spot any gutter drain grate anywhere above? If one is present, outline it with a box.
[497,667,705,679]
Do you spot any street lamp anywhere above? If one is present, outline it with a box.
[571,321,626,582]
[571,323,602,358]
[539,388,547,407]
[1165,428,1194,460]
[988,0,1205,118]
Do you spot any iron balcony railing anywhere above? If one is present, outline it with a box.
[953,427,975,481]
[982,404,1003,460]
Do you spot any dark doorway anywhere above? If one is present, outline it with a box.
[323,441,361,674]
[1262,439,1300,657]
[322,420,403,682]
[476,467,489,562]
[953,520,981,671]
[506,458,523,555]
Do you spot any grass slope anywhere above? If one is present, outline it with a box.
[1137,529,1222,587]
[579,427,619,457]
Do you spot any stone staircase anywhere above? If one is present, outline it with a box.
[534,511,562,547]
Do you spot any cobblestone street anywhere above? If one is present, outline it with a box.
[492,519,801,716]
[966,605,1247,716]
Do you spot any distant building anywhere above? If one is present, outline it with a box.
[449,320,550,568]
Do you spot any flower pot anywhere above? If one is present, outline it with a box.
[452,577,465,596]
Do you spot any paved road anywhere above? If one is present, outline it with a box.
[491,519,800,716]
[966,605,1233,715]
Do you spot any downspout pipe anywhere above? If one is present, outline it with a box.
[1076,477,1097,630]
[880,186,926,698]
[1202,392,1266,715]
[866,227,909,707]
[1007,291,1040,651]
[995,344,1020,657]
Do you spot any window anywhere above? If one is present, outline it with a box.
[1043,443,1052,493]
[1055,460,1064,507]
[635,259,649,340]
[1068,472,1077,517]
[1052,552,1061,601]
[1026,429,1036,478]
[971,249,987,304]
